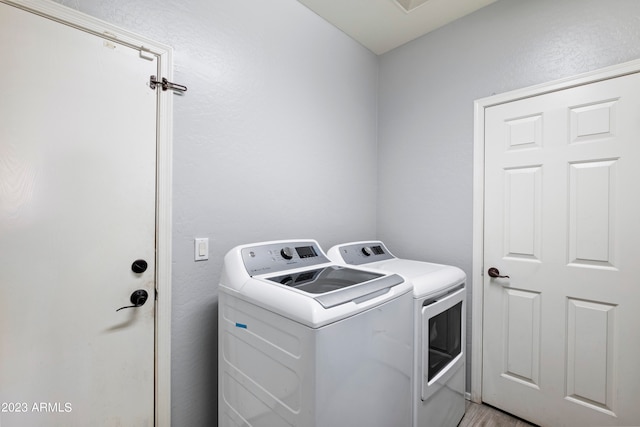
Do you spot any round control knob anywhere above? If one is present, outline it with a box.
[361,247,374,256]
[281,247,294,260]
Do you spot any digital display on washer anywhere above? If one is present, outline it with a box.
[295,245,317,259]
[267,266,383,294]
[371,245,385,255]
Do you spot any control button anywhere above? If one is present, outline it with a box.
[361,247,374,256]
[281,247,294,260]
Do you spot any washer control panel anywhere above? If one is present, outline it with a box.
[241,240,330,276]
[334,241,395,265]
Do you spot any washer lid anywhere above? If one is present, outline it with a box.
[265,266,404,308]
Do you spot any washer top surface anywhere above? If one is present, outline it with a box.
[327,240,466,298]
[266,265,382,294]
[219,239,412,328]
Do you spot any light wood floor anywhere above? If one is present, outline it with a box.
[458,401,537,427]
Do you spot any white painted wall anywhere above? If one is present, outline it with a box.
[54,0,378,425]
[377,0,640,392]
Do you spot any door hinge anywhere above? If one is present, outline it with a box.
[150,75,187,93]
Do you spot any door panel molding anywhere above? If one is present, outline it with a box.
[472,58,640,404]
[1,1,173,425]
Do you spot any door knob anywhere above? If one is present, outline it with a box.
[487,267,510,279]
[116,289,149,311]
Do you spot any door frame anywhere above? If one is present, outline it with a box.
[2,0,173,424]
[471,58,640,403]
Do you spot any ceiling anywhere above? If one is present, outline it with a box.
[297,0,497,55]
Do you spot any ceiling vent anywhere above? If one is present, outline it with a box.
[393,0,431,12]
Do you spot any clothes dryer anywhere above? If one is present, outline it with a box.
[328,241,466,427]
[219,239,413,427]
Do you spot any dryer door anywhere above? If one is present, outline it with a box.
[421,286,465,401]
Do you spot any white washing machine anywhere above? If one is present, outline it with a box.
[218,239,414,427]
[327,241,466,427]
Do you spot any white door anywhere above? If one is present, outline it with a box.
[0,3,157,426]
[482,72,640,426]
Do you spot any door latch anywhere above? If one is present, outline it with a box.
[149,75,187,92]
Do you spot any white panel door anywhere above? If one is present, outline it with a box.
[482,72,640,426]
[0,3,156,426]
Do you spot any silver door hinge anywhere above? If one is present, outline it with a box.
[150,75,187,93]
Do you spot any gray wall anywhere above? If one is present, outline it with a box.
[377,0,640,392]
[54,0,378,425]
